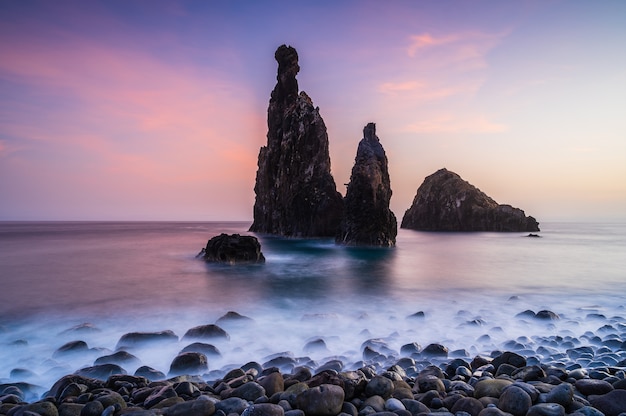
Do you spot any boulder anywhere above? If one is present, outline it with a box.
[401,168,539,232]
[336,123,397,246]
[250,44,344,237]
[200,233,265,264]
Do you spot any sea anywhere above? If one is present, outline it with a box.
[1,221,625,399]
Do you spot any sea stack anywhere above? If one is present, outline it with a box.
[249,45,343,237]
[401,168,540,232]
[336,123,397,246]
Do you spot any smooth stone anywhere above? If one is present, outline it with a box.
[363,395,385,412]
[384,398,404,412]
[166,398,216,416]
[535,310,560,320]
[492,351,526,370]
[295,384,344,416]
[57,403,83,416]
[365,376,394,399]
[572,407,606,416]
[259,372,285,397]
[168,352,208,376]
[450,397,484,416]
[242,403,285,416]
[230,382,266,401]
[575,379,614,396]
[94,351,140,367]
[180,342,222,358]
[284,410,305,416]
[545,383,573,407]
[143,385,177,408]
[303,338,328,354]
[134,366,166,381]
[400,343,421,355]
[116,331,178,349]
[422,343,448,357]
[474,379,513,398]
[54,341,89,358]
[95,391,126,410]
[498,385,532,416]
[182,324,230,341]
[588,389,626,416]
[525,403,565,416]
[75,364,126,380]
[478,407,514,416]
[215,311,254,326]
[400,399,429,414]
[511,365,546,381]
[416,375,445,393]
[80,400,104,416]
[215,397,249,415]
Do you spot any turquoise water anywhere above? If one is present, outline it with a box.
[0,221,625,397]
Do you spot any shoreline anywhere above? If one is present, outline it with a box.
[2,309,625,416]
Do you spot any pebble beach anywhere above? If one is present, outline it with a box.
[2,304,626,416]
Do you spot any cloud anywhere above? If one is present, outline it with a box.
[403,115,508,134]
[406,31,507,71]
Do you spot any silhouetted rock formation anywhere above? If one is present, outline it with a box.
[199,234,265,264]
[249,45,344,237]
[401,168,540,232]
[336,123,397,246]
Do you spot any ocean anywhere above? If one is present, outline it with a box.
[1,221,625,399]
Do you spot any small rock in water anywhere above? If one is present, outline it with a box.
[116,330,178,349]
[180,342,222,358]
[183,324,230,341]
[200,233,265,264]
[168,352,208,376]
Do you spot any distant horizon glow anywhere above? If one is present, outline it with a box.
[1,1,625,222]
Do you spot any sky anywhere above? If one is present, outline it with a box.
[1,0,625,222]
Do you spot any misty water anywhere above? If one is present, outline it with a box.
[1,221,625,399]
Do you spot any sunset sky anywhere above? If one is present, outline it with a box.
[1,1,625,222]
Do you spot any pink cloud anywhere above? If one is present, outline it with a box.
[403,115,508,134]
[406,30,508,71]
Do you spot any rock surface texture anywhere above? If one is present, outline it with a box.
[401,168,540,232]
[249,45,344,237]
[336,123,397,246]
[199,234,265,264]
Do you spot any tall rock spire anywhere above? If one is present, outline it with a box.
[249,45,344,237]
[336,123,397,246]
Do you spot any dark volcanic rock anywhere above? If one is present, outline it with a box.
[336,123,397,246]
[200,233,265,264]
[401,168,540,232]
[249,44,344,237]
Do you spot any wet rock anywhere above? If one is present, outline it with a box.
[199,233,265,264]
[575,379,614,396]
[259,372,284,397]
[180,342,222,358]
[400,168,540,232]
[536,310,560,320]
[450,397,484,416]
[474,379,513,398]
[116,331,178,349]
[215,397,249,415]
[216,311,254,326]
[336,122,397,246]
[94,351,141,367]
[144,385,177,409]
[422,343,448,357]
[133,366,165,381]
[242,403,285,416]
[80,400,104,416]
[183,324,230,341]
[229,381,265,401]
[365,376,394,399]
[53,341,89,358]
[525,403,565,416]
[295,384,344,416]
[75,364,126,380]
[498,385,532,416]
[168,352,208,376]
[588,389,626,416]
[250,44,344,237]
[416,375,445,393]
[545,382,574,407]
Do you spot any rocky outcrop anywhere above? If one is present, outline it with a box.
[249,45,344,237]
[336,123,397,246]
[199,234,265,264]
[401,168,540,232]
